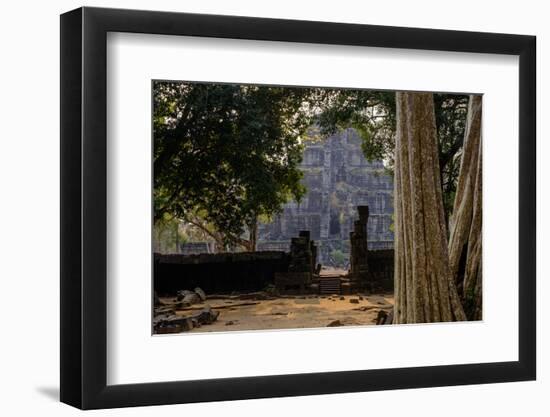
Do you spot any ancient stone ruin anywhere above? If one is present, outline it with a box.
[154,203,395,333]
[155,205,393,297]
[257,128,394,266]
[349,205,370,289]
[274,230,319,294]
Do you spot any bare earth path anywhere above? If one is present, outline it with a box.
[160,294,394,333]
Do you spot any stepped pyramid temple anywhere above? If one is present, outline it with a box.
[257,128,394,267]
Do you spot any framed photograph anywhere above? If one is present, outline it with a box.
[60,6,536,409]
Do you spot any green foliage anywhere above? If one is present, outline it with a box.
[433,94,469,218]
[153,82,314,247]
[317,89,396,164]
[330,249,346,267]
[153,213,187,253]
[153,83,469,248]
[317,90,469,221]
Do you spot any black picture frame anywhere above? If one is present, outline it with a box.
[60,6,536,410]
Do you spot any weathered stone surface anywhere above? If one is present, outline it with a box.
[349,205,369,285]
[258,128,394,265]
[176,290,194,301]
[173,300,191,309]
[155,251,290,295]
[154,305,175,315]
[191,306,220,325]
[375,309,394,325]
[179,292,201,305]
[327,319,343,327]
[154,304,220,333]
[155,324,184,334]
[194,287,206,302]
[155,316,194,333]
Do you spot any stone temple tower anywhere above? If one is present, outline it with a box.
[257,128,394,266]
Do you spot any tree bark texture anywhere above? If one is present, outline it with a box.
[448,95,483,320]
[393,92,466,324]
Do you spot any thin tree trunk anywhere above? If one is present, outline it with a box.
[393,92,466,324]
[448,95,483,320]
[248,218,258,252]
[185,216,226,252]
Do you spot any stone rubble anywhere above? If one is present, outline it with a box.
[154,287,219,334]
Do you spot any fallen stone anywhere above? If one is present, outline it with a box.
[182,293,201,305]
[173,300,191,309]
[194,287,207,302]
[176,290,195,301]
[350,298,359,304]
[191,306,220,325]
[376,310,394,325]
[155,324,183,334]
[225,320,236,326]
[327,319,343,327]
[339,296,345,300]
[154,305,175,315]
[155,316,194,333]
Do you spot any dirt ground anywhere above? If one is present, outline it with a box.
[160,294,394,333]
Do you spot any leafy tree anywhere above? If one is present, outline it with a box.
[316,90,469,221]
[317,89,396,164]
[330,249,346,267]
[153,82,314,250]
[315,89,479,323]
[152,213,187,254]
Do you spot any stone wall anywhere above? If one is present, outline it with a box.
[154,251,290,295]
[364,249,394,292]
[154,245,394,295]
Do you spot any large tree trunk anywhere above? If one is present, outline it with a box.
[448,95,483,320]
[393,92,466,324]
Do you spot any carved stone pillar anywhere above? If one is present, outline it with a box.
[349,206,369,288]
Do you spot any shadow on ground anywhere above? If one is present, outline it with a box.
[36,386,59,401]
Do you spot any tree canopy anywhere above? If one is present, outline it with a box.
[153,82,470,251]
[153,81,314,249]
[316,90,469,219]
